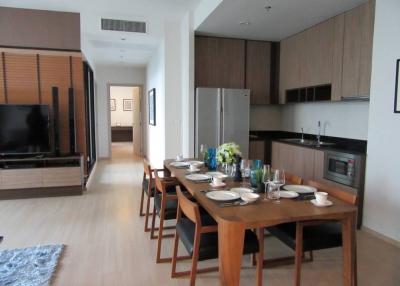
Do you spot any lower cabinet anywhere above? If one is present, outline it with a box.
[271,142,315,182]
[272,141,359,193]
[249,140,265,161]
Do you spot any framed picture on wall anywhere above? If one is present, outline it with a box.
[148,88,156,126]
[110,99,116,111]
[123,99,133,111]
[395,59,400,113]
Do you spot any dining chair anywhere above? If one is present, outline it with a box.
[285,171,303,185]
[151,169,180,263]
[140,159,163,232]
[171,186,264,286]
[267,180,358,286]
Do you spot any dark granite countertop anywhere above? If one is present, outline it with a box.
[250,130,367,155]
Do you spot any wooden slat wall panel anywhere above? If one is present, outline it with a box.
[71,56,87,174]
[0,54,4,103]
[39,55,70,153]
[5,53,39,104]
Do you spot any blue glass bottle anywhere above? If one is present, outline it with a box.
[207,147,217,171]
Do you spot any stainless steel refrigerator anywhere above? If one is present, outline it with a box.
[195,87,250,158]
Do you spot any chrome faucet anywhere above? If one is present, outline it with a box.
[300,128,305,143]
[317,121,321,144]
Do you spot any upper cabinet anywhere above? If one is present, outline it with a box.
[195,36,278,105]
[342,0,375,99]
[195,36,245,89]
[279,0,375,103]
[245,41,275,105]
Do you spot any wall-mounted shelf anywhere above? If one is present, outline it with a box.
[286,84,332,103]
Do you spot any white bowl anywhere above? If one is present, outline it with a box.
[241,193,260,203]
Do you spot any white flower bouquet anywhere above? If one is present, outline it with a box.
[216,142,242,165]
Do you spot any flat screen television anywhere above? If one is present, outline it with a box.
[0,104,51,155]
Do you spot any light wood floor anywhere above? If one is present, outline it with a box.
[0,142,399,286]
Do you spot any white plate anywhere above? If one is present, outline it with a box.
[279,190,299,199]
[311,199,333,207]
[231,187,254,195]
[283,185,317,194]
[185,174,212,181]
[170,161,190,168]
[205,171,228,179]
[187,160,204,166]
[210,182,226,188]
[206,191,240,201]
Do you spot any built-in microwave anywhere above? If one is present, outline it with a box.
[323,151,365,188]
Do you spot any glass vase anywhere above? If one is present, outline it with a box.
[207,148,217,171]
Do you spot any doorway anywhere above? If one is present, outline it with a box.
[109,85,142,158]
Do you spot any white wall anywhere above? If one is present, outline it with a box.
[363,0,400,242]
[281,101,370,139]
[146,44,166,168]
[96,65,146,158]
[180,11,195,157]
[164,21,183,160]
[110,86,137,127]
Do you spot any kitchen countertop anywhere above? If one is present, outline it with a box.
[250,130,367,155]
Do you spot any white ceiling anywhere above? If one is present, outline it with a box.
[197,0,368,41]
[0,0,200,67]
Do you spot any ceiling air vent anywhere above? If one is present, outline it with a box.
[101,18,146,33]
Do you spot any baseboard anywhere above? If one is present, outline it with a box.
[85,161,98,190]
[362,226,400,248]
[0,186,82,200]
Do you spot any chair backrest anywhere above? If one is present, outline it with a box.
[307,180,357,206]
[143,159,152,179]
[285,171,303,185]
[153,169,164,194]
[176,186,201,225]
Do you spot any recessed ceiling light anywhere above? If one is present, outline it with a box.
[121,38,126,41]
[265,5,272,11]
[239,21,251,26]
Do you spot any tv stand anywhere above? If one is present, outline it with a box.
[0,155,84,200]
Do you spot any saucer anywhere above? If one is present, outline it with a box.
[310,199,333,207]
[210,182,226,188]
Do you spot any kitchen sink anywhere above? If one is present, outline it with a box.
[281,138,335,147]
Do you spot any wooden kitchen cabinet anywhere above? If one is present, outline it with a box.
[195,36,245,88]
[341,0,375,99]
[271,142,315,182]
[279,15,345,103]
[249,140,265,162]
[245,41,271,104]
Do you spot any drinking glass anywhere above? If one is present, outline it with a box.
[272,169,285,204]
[267,182,280,201]
[240,159,251,186]
[200,144,208,162]
[262,165,272,200]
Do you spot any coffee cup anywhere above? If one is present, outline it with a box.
[176,155,183,161]
[212,176,223,186]
[189,164,197,171]
[315,192,328,205]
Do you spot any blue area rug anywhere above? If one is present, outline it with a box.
[0,244,64,286]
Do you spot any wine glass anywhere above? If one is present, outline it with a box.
[240,159,250,186]
[200,144,207,161]
[262,165,272,200]
[272,169,285,203]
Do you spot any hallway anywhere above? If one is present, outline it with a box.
[0,147,399,285]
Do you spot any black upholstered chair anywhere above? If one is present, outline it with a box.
[267,180,358,286]
[171,186,263,286]
[139,159,161,232]
[151,169,180,263]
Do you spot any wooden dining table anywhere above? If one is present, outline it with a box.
[164,159,357,286]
